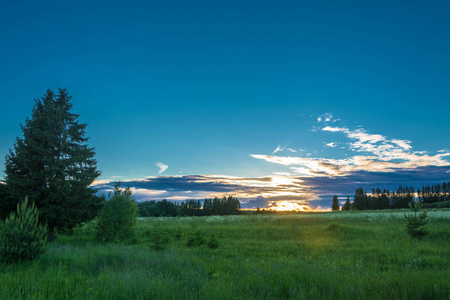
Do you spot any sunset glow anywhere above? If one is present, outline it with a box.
[1,1,450,210]
[268,201,312,212]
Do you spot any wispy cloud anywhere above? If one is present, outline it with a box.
[317,113,333,123]
[272,145,297,154]
[253,123,450,178]
[272,145,285,154]
[156,162,168,174]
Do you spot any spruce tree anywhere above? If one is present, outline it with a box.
[353,187,366,210]
[331,195,340,211]
[0,183,15,220]
[342,195,351,210]
[4,89,103,241]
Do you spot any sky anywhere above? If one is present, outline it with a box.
[1,0,450,210]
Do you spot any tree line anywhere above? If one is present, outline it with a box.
[138,196,241,217]
[332,181,450,211]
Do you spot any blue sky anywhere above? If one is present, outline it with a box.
[1,0,450,209]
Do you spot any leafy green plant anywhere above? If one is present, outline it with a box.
[0,197,47,263]
[404,201,428,240]
[96,184,138,243]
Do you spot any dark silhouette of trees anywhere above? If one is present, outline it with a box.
[348,181,450,211]
[331,195,340,211]
[342,195,351,210]
[353,188,367,210]
[4,89,103,241]
[418,182,450,204]
[138,196,241,217]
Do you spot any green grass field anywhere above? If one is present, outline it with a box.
[1,210,449,299]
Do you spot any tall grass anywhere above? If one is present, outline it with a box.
[1,210,449,299]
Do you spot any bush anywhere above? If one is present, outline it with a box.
[404,201,428,240]
[0,197,47,263]
[186,227,205,247]
[96,184,138,243]
[73,220,97,237]
[149,225,170,251]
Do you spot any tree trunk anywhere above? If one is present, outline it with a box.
[48,226,55,242]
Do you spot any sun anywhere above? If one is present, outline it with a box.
[268,200,311,212]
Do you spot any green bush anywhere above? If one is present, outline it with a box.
[186,226,205,247]
[149,225,170,251]
[0,197,47,263]
[73,220,97,237]
[404,201,428,240]
[96,184,138,243]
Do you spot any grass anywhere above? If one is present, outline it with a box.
[1,210,449,299]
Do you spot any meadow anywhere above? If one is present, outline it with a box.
[0,210,449,299]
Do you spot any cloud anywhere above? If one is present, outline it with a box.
[317,113,333,123]
[92,164,450,210]
[92,115,450,211]
[92,174,315,209]
[244,196,269,209]
[391,139,412,150]
[156,162,168,174]
[252,120,450,179]
[272,145,297,154]
[322,126,346,133]
[272,145,285,154]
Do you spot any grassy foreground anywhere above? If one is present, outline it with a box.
[1,210,449,299]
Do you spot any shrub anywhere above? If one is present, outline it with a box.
[404,201,428,240]
[0,197,47,263]
[96,184,138,242]
[73,220,97,237]
[186,227,205,247]
[149,225,170,251]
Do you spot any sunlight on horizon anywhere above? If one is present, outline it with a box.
[268,200,312,212]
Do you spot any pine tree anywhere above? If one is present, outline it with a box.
[0,183,15,220]
[404,201,428,240]
[353,188,366,210]
[342,195,351,210]
[332,195,340,211]
[0,197,47,263]
[4,89,103,241]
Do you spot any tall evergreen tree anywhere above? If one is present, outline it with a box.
[0,182,15,220]
[353,187,366,210]
[4,89,103,241]
[331,195,340,211]
[342,195,351,210]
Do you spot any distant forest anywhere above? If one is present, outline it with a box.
[340,181,450,210]
[138,196,241,217]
